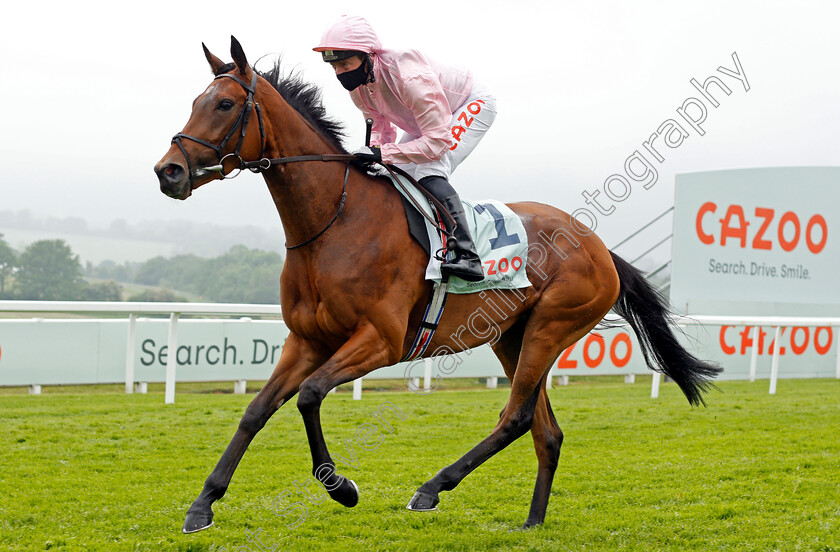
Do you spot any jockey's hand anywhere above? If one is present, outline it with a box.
[352,146,382,163]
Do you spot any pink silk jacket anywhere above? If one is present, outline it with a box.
[314,15,474,165]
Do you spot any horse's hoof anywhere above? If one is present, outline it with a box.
[519,519,543,531]
[329,478,359,508]
[406,490,439,511]
[183,508,214,534]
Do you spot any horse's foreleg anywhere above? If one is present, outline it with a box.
[296,324,396,508]
[183,335,318,533]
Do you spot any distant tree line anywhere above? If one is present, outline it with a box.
[0,236,120,301]
[124,245,284,303]
[0,234,283,303]
[0,209,285,258]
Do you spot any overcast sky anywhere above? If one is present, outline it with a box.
[1,0,837,253]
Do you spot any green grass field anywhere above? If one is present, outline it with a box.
[1,378,839,551]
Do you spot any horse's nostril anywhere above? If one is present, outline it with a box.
[158,163,185,184]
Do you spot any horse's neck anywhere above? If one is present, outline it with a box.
[255,99,343,247]
[264,161,352,248]
[257,115,376,253]
[256,91,404,262]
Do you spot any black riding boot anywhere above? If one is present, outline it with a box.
[418,176,484,282]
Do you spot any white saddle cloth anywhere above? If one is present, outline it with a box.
[390,174,532,295]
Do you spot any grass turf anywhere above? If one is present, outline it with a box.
[1,378,838,551]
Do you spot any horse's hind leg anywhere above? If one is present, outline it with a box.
[524,389,563,527]
[408,314,583,524]
[183,335,318,533]
[490,320,564,528]
[489,319,526,423]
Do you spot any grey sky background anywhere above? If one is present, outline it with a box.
[1,0,837,252]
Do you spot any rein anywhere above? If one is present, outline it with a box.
[284,162,349,250]
[171,69,456,249]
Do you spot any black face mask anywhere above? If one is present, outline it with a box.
[336,56,373,91]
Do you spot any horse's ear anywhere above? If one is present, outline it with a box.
[203,43,226,75]
[230,36,249,75]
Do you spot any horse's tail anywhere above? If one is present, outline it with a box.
[609,251,722,406]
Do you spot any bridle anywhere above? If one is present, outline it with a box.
[169,69,353,249]
[172,71,266,184]
[169,68,455,250]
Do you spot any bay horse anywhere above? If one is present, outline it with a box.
[154,37,721,533]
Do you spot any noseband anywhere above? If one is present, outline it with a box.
[171,71,266,186]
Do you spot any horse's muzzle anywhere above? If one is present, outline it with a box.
[155,162,192,200]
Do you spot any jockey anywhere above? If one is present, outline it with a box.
[314,15,496,283]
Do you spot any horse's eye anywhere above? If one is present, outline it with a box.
[218,99,235,111]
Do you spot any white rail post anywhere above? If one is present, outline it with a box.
[624,374,635,384]
[749,325,759,382]
[125,313,137,394]
[545,372,552,390]
[651,372,661,399]
[234,380,247,394]
[486,376,498,389]
[835,326,840,380]
[769,325,781,395]
[165,312,180,404]
[423,358,432,390]
[353,378,363,400]
[558,375,569,386]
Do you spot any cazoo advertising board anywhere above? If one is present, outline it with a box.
[670,167,839,316]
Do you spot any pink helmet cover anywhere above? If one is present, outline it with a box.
[313,15,383,54]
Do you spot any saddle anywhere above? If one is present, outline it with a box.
[388,172,532,295]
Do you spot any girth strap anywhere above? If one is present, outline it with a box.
[402,277,451,362]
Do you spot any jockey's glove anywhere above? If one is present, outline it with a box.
[352,146,382,163]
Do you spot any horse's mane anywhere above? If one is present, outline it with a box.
[256,61,348,153]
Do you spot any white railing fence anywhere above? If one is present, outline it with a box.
[0,301,282,404]
[668,315,840,397]
[1,301,838,402]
